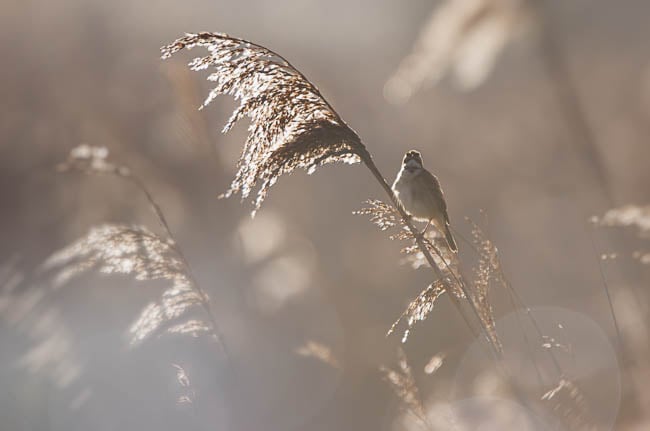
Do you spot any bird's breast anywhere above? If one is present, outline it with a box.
[392,170,441,221]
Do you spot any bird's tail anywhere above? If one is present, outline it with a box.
[444,222,458,253]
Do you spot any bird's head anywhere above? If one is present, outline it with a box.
[402,150,423,170]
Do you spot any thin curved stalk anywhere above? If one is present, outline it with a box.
[588,227,622,353]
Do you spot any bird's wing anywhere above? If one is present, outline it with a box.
[421,169,451,224]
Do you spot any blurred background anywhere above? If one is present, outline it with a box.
[1,0,649,430]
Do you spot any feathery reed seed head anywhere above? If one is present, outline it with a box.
[43,224,211,345]
[162,32,368,215]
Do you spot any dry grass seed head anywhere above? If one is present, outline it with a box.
[463,218,505,353]
[42,224,211,344]
[162,32,369,215]
[388,280,446,343]
[353,199,400,231]
[380,347,428,426]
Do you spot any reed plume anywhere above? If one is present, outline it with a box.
[161,32,368,214]
[380,347,431,429]
[387,280,446,343]
[56,145,228,354]
[43,223,210,344]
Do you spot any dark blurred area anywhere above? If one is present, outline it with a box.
[1,0,649,430]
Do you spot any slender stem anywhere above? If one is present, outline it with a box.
[588,226,622,353]
[507,289,548,388]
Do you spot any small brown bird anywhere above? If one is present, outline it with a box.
[392,150,457,252]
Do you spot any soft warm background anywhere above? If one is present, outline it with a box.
[1,0,649,430]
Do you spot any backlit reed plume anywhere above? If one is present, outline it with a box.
[468,218,506,353]
[385,0,529,103]
[161,32,368,214]
[55,145,227,353]
[387,280,446,343]
[163,32,503,359]
[43,223,209,344]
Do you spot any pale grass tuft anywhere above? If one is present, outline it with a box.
[43,224,181,285]
[388,280,446,343]
[161,32,369,215]
[398,230,462,286]
[468,218,505,354]
[353,199,400,231]
[380,347,430,429]
[41,224,210,345]
[167,319,212,338]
